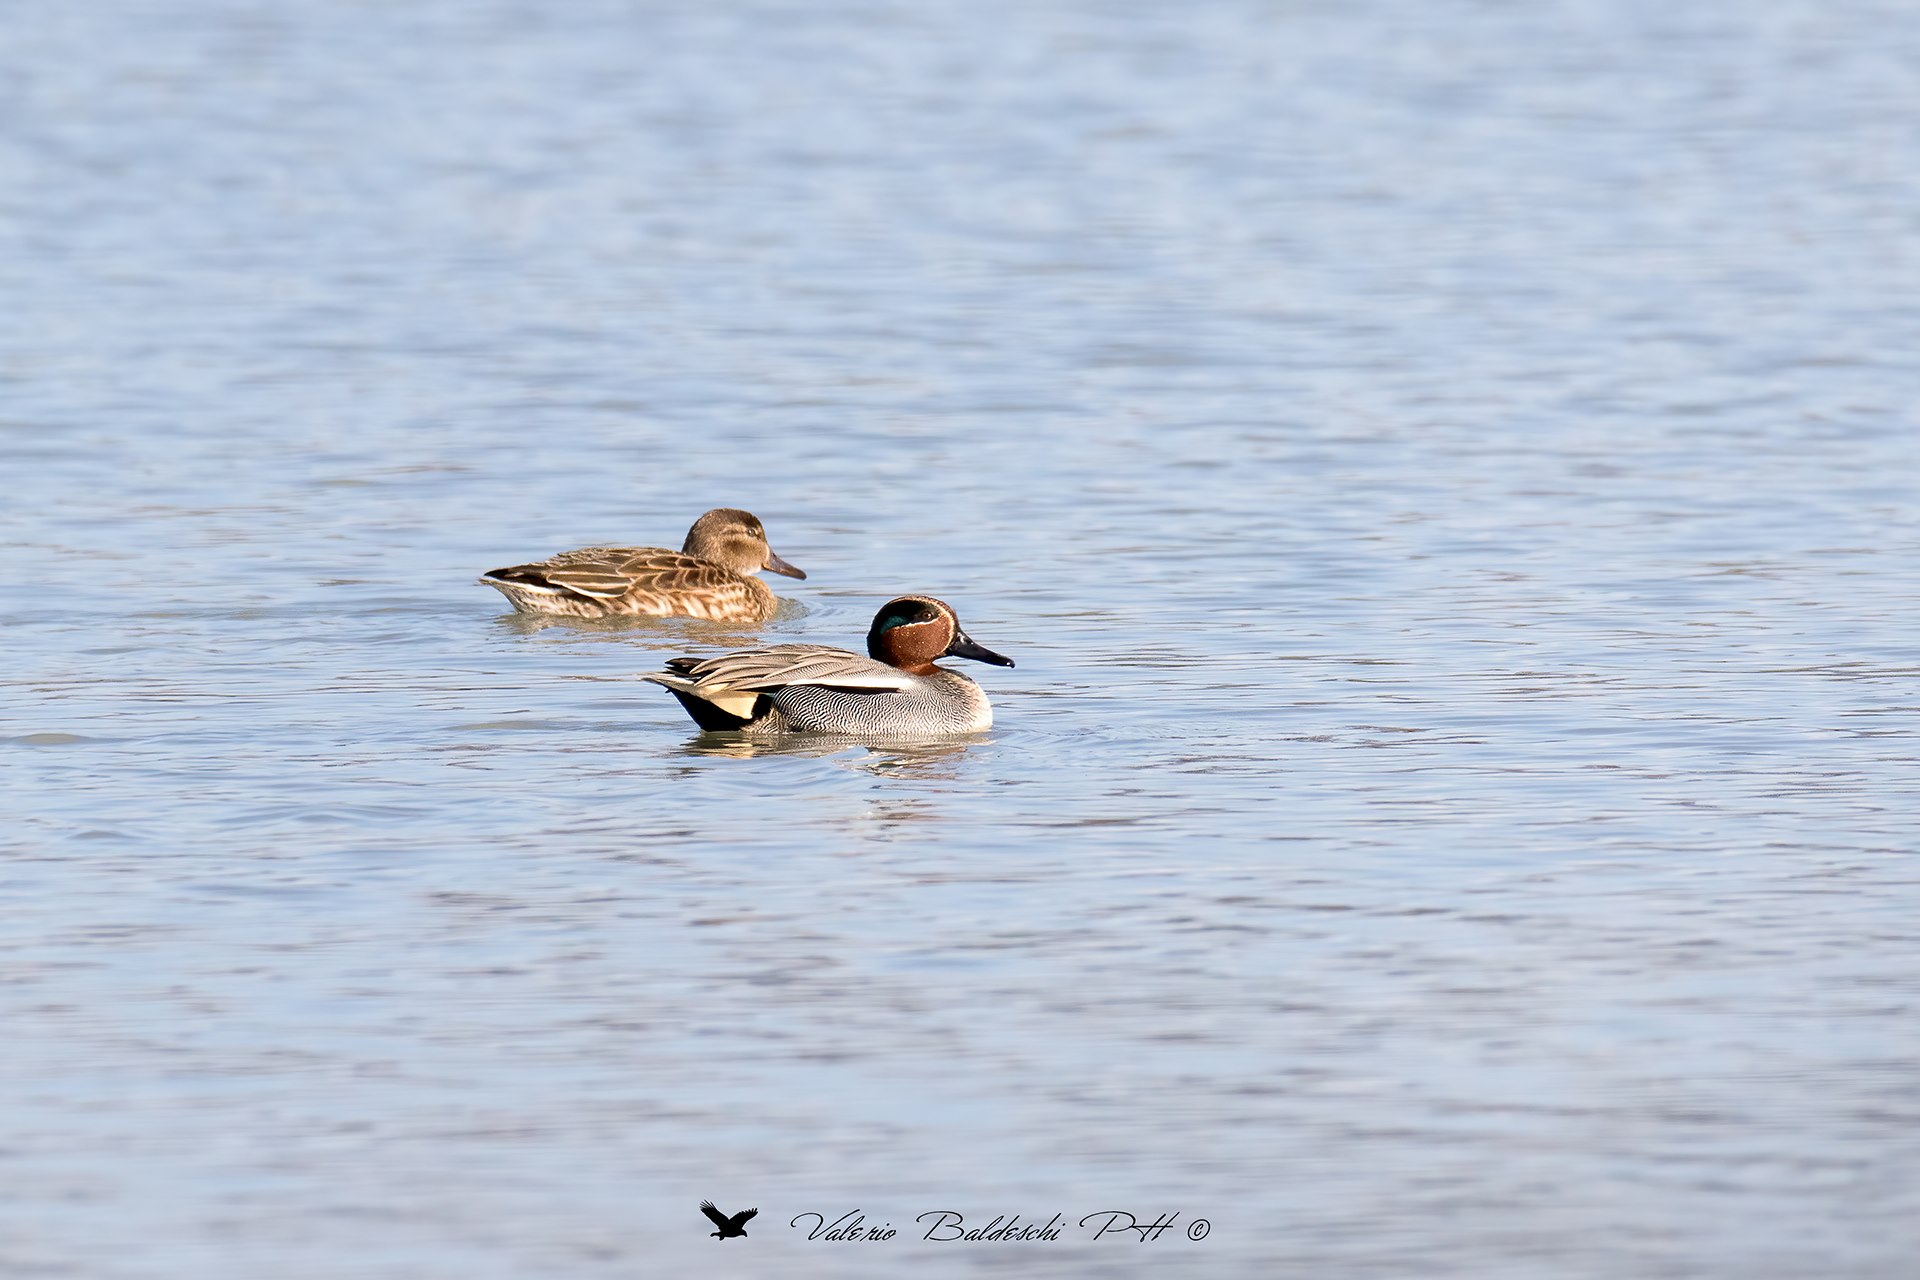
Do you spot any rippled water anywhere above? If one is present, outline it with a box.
[5,1,1919,1276]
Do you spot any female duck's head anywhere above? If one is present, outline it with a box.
[866,595,1014,675]
[682,508,807,579]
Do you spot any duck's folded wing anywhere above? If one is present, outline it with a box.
[491,547,706,599]
[669,644,919,692]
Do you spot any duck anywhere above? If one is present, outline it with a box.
[479,508,805,622]
[642,595,1014,733]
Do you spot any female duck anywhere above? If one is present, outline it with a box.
[643,595,1014,733]
[480,508,805,622]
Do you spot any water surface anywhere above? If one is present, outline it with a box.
[4,1,1919,1276]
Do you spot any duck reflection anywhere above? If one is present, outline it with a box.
[491,610,772,653]
[676,732,984,780]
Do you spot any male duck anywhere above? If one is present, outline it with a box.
[480,508,805,622]
[642,595,1014,733]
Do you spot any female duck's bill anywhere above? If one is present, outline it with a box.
[478,507,805,622]
[641,594,1015,734]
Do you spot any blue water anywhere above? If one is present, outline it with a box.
[4,1,1919,1276]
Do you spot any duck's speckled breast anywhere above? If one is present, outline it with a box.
[627,571,776,622]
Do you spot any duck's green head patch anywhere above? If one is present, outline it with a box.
[873,600,938,634]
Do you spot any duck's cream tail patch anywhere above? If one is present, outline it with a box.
[640,673,762,720]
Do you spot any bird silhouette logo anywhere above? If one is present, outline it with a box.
[700,1200,758,1240]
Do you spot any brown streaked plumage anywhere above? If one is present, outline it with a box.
[479,508,805,622]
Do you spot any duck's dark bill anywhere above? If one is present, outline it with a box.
[946,631,1015,668]
[766,551,808,579]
